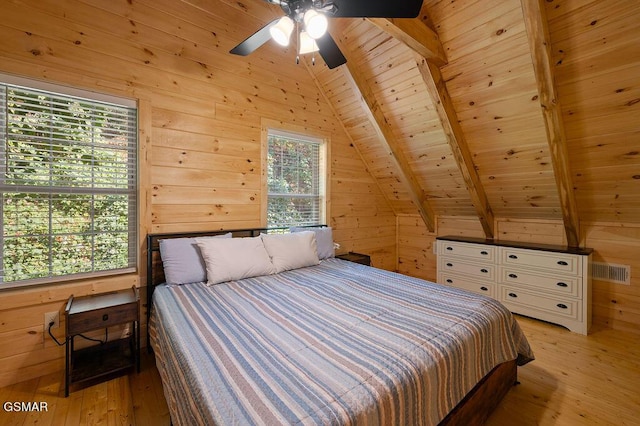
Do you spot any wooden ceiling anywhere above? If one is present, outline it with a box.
[219,0,639,247]
[4,0,635,246]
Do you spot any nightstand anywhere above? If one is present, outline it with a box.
[336,252,371,266]
[64,286,140,397]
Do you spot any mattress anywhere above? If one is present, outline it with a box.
[150,258,533,425]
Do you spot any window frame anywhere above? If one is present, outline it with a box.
[0,73,138,289]
[262,122,329,229]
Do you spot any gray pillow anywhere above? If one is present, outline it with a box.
[159,233,232,284]
[290,227,334,260]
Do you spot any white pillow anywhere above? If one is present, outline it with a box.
[195,236,276,285]
[159,233,232,285]
[291,227,335,259]
[261,232,320,273]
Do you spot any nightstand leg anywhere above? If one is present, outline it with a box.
[65,336,70,397]
[134,320,140,373]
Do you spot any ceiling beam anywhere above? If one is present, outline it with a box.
[367,18,447,66]
[521,0,581,247]
[415,56,495,239]
[330,26,437,232]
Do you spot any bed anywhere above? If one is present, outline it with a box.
[146,228,534,425]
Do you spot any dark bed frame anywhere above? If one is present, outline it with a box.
[145,227,517,426]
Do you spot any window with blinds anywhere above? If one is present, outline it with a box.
[267,130,323,228]
[0,76,137,288]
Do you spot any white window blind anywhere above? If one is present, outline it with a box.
[267,130,322,228]
[0,78,137,287]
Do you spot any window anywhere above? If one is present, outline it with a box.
[0,75,137,288]
[267,129,325,228]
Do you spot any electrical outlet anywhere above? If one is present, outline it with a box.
[44,311,60,329]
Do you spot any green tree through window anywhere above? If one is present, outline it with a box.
[267,131,322,228]
[0,79,137,287]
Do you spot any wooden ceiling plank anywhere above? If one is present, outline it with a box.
[367,18,448,67]
[415,55,496,239]
[368,14,495,237]
[301,59,398,218]
[521,0,581,247]
[330,27,437,232]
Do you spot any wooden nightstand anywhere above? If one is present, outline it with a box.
[336,252,371,266]
[64,286,140,397]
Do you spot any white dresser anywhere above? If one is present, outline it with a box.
[436,236,593,334]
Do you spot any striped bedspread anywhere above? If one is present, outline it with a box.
[150,258,534,426]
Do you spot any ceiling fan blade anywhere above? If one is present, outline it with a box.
[330,0,423,18]
[230,18,279,56]
[316,33,346,69]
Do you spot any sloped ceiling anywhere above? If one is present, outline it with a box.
[224,0,640,245]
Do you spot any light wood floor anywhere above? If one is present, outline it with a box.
[1,315,638,425]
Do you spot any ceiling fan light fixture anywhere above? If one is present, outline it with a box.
[303,9,328,39]
[299,31,320,55]
[270,16,294,46]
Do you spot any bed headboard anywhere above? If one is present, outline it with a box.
[145,226,326,348]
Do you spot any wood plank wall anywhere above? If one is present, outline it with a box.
[398,216,640,334]
[0,0,637,390]
[547,0,640,223]
[0,0,395,388]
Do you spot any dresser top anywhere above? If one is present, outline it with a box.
[437,236,593,256]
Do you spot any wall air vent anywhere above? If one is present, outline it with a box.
[591,262,631,285]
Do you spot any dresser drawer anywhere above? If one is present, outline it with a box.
[438,257,495,280]
[499,268,581,298]
[67,302,138,335]
[499,286,580,320]
[438,240,496,261]
[440,273,496,298]
[500,247,580,276]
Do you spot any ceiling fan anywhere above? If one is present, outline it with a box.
[230,0,424,69]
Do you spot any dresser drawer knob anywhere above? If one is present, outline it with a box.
[557,260,568,266]
[480,286,488,291]
[446,279,453,284]
[446,263,453,267]
[102,314,109,321]
[481,268,488,273]
[557,282,568,287]
[508,293,518,298]
[446,246,453,251]
[508,273,518,279]
[480,251,488,255]
[557,303,568,309]
[508,254,518,259]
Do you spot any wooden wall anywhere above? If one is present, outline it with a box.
[546,0,640,223]
[0,0,395,388]
[0,0,637,390]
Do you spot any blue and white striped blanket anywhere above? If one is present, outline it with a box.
[150,258,533,425]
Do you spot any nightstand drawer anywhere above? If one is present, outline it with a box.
[67,302,137,335]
